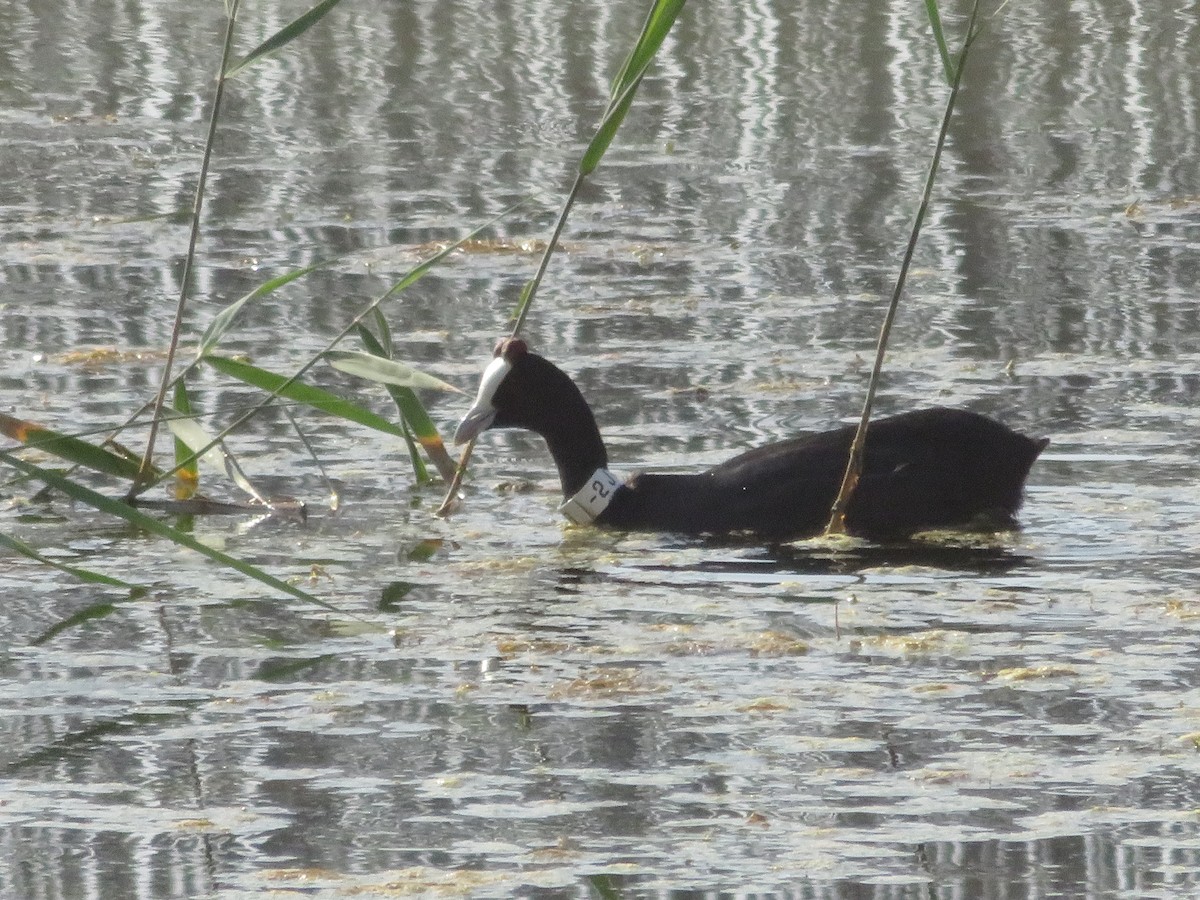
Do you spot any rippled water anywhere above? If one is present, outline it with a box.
[2,1,1199,897]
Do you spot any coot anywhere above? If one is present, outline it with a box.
[454,338,1047,541]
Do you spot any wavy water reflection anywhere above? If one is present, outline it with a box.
[2,0,1200,897]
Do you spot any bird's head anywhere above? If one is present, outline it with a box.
[453,337,531,444]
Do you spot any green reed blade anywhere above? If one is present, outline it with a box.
[368,308,393,354]
[138,204,527,497]
[198,260,329,357]
[0,412,150,482]
[924,0,955,84]
[172,380,200,497]
[136,0,241,494]
[353,323,455,483]
[203,354,408,439]
[224,0,348,78]
[580,0,686,175]
[0,451,331,609]
[164,412,268,504]
[439,1,686,514]
[398,418,429,484]
[325,352,464,394]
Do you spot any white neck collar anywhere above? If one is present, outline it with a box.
[559,468,622,525]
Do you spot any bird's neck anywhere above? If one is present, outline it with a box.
[530,367,611,498]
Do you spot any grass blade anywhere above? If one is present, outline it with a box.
[172,381,200,498]
[283,406,343,507]
[588,875,623,900]
[198,260,330,357]
[203,354,408,438]
[138,204,526,496]
[164,413,268,505]
[325,352,464,394]
[0,451,333,610]
[0,412,150,482]
[369,308,392,352]
[398,419,429,484]
[225,0,347,78]
[354,323,454,483]
[580,0,686,175]
[924,0,956,84]
[613,0,687,93]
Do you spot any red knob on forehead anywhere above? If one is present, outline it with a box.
[493,337,528,361]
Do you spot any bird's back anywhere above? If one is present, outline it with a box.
[601,408,1047,540]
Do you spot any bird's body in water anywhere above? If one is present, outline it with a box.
[455,338,1048,542]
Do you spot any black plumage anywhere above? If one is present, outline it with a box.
[455,339,1047,541]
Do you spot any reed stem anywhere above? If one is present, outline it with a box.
[131,0,242,498]
[824,0,984,536]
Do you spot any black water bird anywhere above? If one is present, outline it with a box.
[454,338,1048,541]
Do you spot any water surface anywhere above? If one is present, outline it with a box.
[1,1,1199,897]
